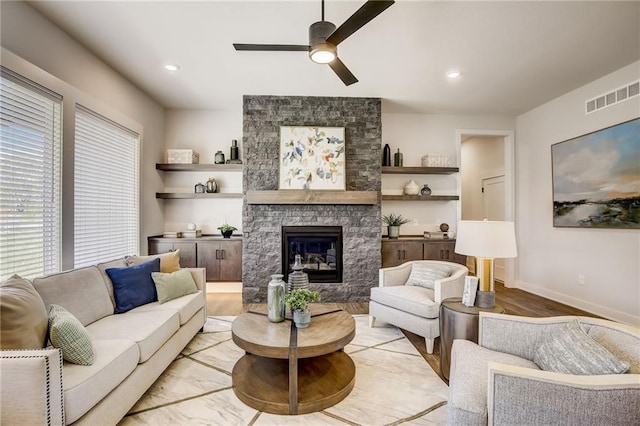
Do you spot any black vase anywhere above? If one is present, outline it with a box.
[382,144,391,166]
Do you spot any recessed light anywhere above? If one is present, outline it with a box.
[164,64,180,72]
[447,70,462,79]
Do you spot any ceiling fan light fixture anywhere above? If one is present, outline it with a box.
[310,43,337,64]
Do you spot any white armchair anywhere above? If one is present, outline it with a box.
[369,260,468,354]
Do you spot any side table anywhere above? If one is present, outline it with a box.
[439,297,504,381]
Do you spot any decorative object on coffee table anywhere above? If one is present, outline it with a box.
[267,274,286,323]
[285,289,321,328]
[287,254,309,293]
[383,213,410,239]
[454,220,517,308]
[217,223,237,238]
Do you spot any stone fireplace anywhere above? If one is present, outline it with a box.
[282,225,343,283]
[242,95,382,303]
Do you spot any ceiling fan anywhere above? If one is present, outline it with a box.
[233,0,395,86]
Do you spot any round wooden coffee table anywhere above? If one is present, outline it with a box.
[231,304,356,415]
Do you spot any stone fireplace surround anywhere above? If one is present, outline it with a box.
[242,95,382,303]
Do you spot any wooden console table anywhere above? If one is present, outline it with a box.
[231,304,355,415]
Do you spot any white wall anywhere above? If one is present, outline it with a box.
[1,1,166,258]
[461,136,505,220]
[515,61,640,325]
[381,113,515,236]
[162,110,243,234]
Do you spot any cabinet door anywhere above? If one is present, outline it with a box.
[196,242,220,281]
[219,240,242,281]
[403,242,424,262]
[423,241,457,262]
[174,242,197,268]
[148,240,173,255]
[382,241,404,267]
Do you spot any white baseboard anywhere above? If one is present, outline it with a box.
[514,280,640,327]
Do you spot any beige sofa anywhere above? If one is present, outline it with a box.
[0,258,206,425]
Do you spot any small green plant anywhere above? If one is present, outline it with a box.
[285,289,321,312]
[382,213,411,227]
[217,223,237,232]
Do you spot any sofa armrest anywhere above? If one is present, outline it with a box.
[434,266,467,303]
[487,362,640,426]
[378,262,413,287]
[0,348,65,425]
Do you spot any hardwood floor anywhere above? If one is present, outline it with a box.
[206,282,598,382]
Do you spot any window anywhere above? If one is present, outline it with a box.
[0,68,62,281]
[74,105,139,267]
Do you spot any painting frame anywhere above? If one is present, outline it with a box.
[551,117,639,229]
[279,126,346,190]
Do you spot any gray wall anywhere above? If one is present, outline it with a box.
[242,95,381,303]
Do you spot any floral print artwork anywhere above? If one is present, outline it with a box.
[279,126,345,190]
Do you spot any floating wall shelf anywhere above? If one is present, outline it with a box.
[156,163,243,172]
[382,195,459,201]
[156,193,242,199]
[381,166,458,175]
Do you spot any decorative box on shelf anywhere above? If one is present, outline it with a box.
[162,231,183,238]
[421,154,456,167]
[167,149,200,164]
[182,230,202,239]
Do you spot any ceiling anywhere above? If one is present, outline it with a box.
[27,0,640,115]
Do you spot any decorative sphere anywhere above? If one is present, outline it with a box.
[187,223,196,231]
[439,223,449,232]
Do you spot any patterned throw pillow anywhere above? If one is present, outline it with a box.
[406,263,454,290]
[151,270,198,304]
[533,319,629,375]
[48,304,95,365]
[107,258,160,313]
[125,249,181,273]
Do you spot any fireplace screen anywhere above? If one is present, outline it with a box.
[282,226,343,283]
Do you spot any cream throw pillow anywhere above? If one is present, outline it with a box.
[406,263,454,290]
[151,270,198,304]
[0,274,48,349]
[48,304,95,365]
[126,249,181,273]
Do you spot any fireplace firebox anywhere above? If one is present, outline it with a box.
[282,226,343,283]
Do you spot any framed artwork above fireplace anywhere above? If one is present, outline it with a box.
[279,126,345,190]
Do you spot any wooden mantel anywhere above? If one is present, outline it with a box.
[245,190,378,205]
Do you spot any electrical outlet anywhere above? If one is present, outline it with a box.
[577,275,586,286]
[413,219,419,227]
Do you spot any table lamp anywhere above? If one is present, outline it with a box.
[454,220,517,308]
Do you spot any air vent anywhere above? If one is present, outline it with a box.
[586,80,639,114]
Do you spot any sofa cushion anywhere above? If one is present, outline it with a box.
[370,285,439,319]
[126,250,181,273]
[406,262,453,290]
[534,319,629,375]
[449,339,540,416]
[129,291,204,325]
[63,339,139,424]
[152,269,198,304]
[106,258,160,314]
[0,275,48,349]
[86,309,180,362]
[33,266,113,326]
[96,258,128,307]
[48,304,94,365]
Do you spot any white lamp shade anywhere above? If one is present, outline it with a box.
[455,220,518,258]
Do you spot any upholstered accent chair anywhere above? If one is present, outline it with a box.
[448,313,640,425]
[369,260,468,354]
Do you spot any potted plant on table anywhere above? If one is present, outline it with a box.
[382,213,410,239]
[285,289,321,328]
[217,223,237,238]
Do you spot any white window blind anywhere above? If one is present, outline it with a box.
[74,105,139,267]
[0,68,62,281]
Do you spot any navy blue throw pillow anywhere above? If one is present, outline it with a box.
[106,258,160,313]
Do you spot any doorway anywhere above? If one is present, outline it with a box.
[456,129,515,286]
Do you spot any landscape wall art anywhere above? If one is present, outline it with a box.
[551,117,639,229]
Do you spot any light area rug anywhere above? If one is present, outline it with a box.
[119,315,449,425]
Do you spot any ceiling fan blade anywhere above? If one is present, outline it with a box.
[326,0,394,46]
[328,57,358,86]
[233,43,310,52]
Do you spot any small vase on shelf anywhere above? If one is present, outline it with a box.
[421,184,432,196]
[382,144,391,166]
[394,149,403,167]
[403,179,420,195]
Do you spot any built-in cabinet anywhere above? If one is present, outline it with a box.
[381,238,466,268]
[148,236,242,281]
